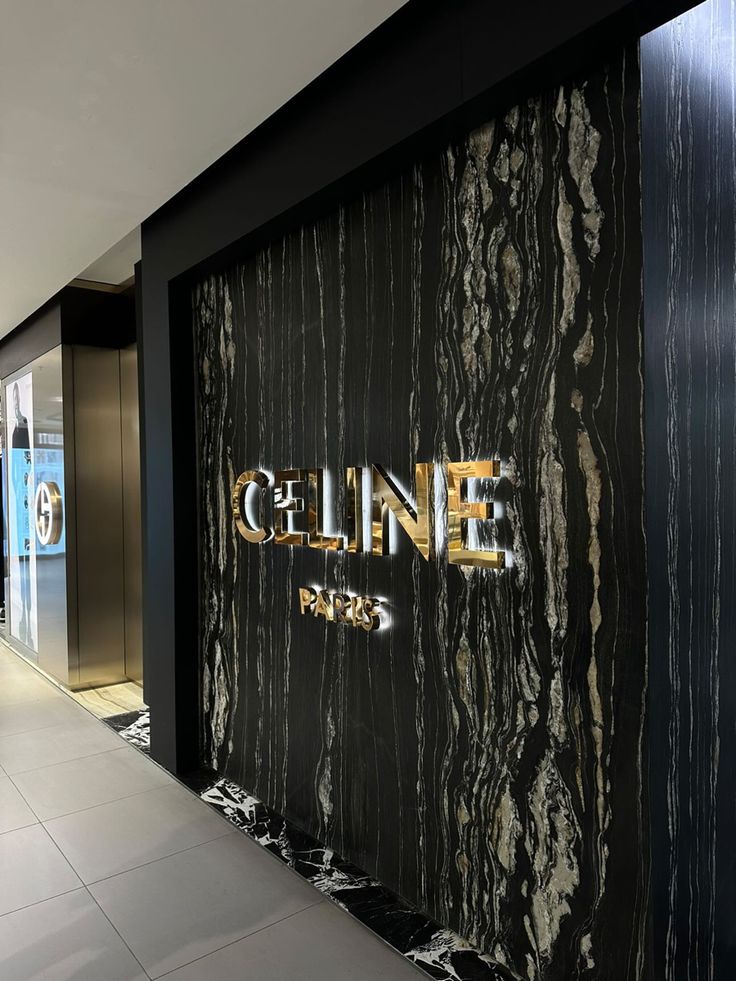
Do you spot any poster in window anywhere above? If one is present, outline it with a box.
[6,373,38,652]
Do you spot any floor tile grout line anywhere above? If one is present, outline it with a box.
[0,713,95,739]
[33,774,237,842]
[0,816,37,834]
[0,678,110,720]
[2,647,434,978]
[0,700,119,729]
[96,759,431,979]
[0,884,151,980]
[37,822,86,888]
[0,820,86,918]
[0,750,127,780]
[1,761,45,827]
[193,785,436,980]
[1,653,237,878]
[0,885,85,920]
[0,740,143,779]
[0,709,122,736]
[3,742,134,782]
[163,775,435,979]
[82,827,237,889]
[7,765,173,825]
[0,641,76,699]
[0,727,173,824]
[84,885,152,980]
[29,772,236,886]
[0,640,141,729]
[0,693,70,707]
[2,756,233,923]
[0,651,156,972]
[1,649,251,978]
[151,899,326,980]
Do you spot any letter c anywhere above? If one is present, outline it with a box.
[232,470,273,543]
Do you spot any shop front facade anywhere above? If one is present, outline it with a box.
[124,0,736,977]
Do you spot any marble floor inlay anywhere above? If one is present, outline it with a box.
[70,682,146,719]
[104,709,151,755]
[193,776,516,981]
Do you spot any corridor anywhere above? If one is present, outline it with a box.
[0,643,424,979]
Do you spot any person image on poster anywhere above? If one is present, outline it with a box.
[10,381,34,649]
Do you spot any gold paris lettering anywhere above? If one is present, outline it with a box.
[298,587,381,631]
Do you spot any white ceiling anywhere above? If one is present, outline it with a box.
[77,227,141,286]
[0,0,405,334]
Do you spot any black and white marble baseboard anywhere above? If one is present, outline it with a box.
[188,775,518,981]
[104,709,151,754]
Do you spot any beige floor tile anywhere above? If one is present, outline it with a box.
[0,775,37,833]
[0,670,64,707]
[0,824,80,915]
[14,746,172,821]
[45,782,232,883]
[0,888,147,980]
[0,719,123,775]
[0,695,89,738]
[163,901,427,980]
[90,833,321,978]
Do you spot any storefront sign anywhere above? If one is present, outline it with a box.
[232,461,505,569]
[298,587,381,631]
[34,480,63,546]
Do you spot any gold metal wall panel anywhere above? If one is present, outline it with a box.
[120,344,143,686]
[71,345,126,687]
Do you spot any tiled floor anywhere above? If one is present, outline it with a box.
[0,643,425,979]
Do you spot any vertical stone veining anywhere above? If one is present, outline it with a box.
[193,46,645,980]
[642,2,736,978]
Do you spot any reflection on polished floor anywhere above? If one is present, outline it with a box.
[69,681,146,719]
[0,642,424,979]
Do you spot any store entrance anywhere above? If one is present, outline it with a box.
[0,285,144,706]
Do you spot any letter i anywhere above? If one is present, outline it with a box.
[346,467,364,553]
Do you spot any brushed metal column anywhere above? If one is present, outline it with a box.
[68,345,126,687]
[120,344,143,686]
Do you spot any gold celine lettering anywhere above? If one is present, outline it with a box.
[232,462,504,570]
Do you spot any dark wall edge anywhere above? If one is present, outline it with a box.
[0,288,136,384]
[60,288,136,349]
[0,302,62,380]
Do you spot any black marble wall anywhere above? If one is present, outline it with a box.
[194,48,645,978]
[642,3,736,978]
